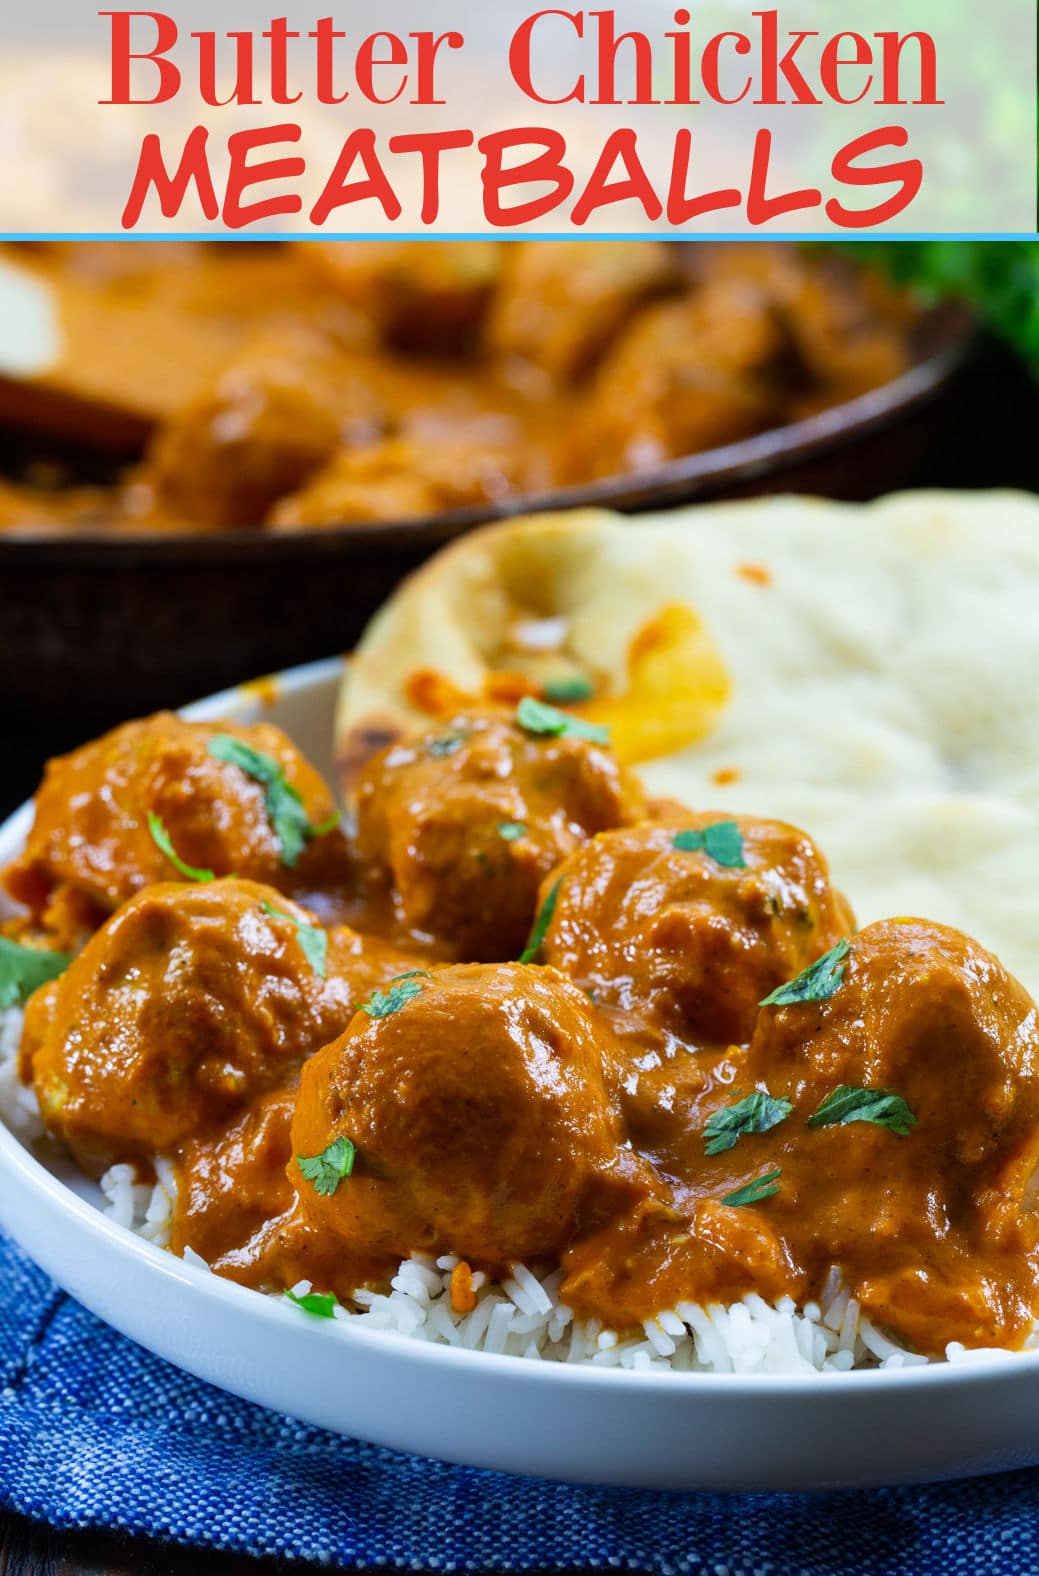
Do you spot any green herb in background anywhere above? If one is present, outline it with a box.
[849,243,1039,376]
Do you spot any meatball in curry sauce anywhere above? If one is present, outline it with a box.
[5,699,1039,1362]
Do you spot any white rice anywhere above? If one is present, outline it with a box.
[0,1004,1030,1374]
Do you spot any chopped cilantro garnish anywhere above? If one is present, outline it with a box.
[515,696,609,747]
[672,821,746,869]
[808,1086,917,1137]
[206,735,334,869]
[285,1287,339,1319]
[360,970,431,1018]
[0,937,72,1010]
[542,674,595,704]
[498,821,527,842]
[428,734,465,757]
[721,1168,782,1208]
[262,901,328,978]
[703,1092,792,1156]
[147,811,215,883]
[297,1136,355,1197]
[519,878,562,965]
[759,938,850,1007]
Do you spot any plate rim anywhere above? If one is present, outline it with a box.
[3,654,1039,1403]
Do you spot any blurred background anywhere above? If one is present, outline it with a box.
[1,237,1037,816]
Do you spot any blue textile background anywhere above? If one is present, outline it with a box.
[0,1229,1036,1574]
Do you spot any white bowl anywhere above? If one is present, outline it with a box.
[3,657,1039,1494]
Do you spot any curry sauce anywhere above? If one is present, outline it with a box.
[0,240,911,534]
[6,702,1039,1358]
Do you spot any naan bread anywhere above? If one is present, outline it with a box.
[336,492,1039,994]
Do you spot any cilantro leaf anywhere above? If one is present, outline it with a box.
[285,1287,339,1319]
[297,1136,355,1197]
[542,674,595,704]
[207,735,334,869]
[428,734,465,757]
[703,1091,792,1156]
[0,937,72,1010]
[519,878,562,965]
[498,821,527,842]
[262,901,328,978]
[721,1168,782,1208]
[360,970,431,1018]
[759,938,851,1007]
[808,1086,918,1137]
[515,696,609,747]
[147,811,215,883]
[672,820,746,869]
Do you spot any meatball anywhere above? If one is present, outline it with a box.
[300,241,502,354]
[565,280,786,482]
[269,436,533,529]
[292,962,639,1269]
[25,878,407,1169]
[539,814,853,1047]
[743,919,1039,1350]
[3,712,345,924]
[141,330,382,529]
[354,711,645,960]
[485,240,681,383]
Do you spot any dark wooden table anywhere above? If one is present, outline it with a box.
[2,338,1038,1572]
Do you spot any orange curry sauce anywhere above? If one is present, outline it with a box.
[0,241,909,534]
[7,706,1039,1357]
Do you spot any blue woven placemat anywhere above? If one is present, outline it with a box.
[1,1230,1036,1574]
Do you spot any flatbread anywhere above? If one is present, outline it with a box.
[335,492,1039,994]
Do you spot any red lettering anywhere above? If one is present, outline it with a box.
[388,130,475,223]
[265,18,302,106]
[746,128,821,225]
[666,129,741,224]
[223,124,304,228]
[355,32,409,105]
[191,30,258,108]
[571,127,662,225]
[100,10,179,105]
[665,8,698,106]
[701,33,752,104]
[589,10,657,105]
[827,127,922,228]
[819,33,873,105]
[755,11,820,105]
[877,32,942,105]
[310,18,348,104]
[310,128,402,225]
[410,30,464,105]
[121,125,218,227]
[509,11,585,104]
[477,128,574,226]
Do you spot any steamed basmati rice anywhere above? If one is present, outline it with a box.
[0,1005,1027,1374]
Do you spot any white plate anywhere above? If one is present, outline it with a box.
[3,657,1039,1494]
